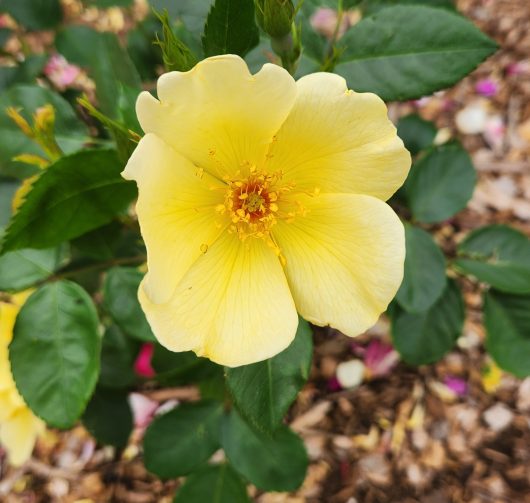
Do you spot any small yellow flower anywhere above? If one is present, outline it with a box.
[0,292,44,466]
[123,55,410,367]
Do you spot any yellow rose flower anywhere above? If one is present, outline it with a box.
[123,55,410,367]
[0,292,44,466]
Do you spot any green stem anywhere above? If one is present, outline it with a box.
[321,0,344,71]
[271,33,298,75]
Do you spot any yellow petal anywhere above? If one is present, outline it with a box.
[0,407,43,466]
[273,193,405,336]
[123,134,226,303]
[0,388,24,421]
[139,232,298,367]
[0,300,19,345]
[0,344,15,392]
[266,73,410,200]
[136,55,297,180]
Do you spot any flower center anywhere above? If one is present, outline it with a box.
[245,192,265,213]
[215,165,305,247]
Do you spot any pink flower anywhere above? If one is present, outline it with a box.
[475,78,498,97]
[134,343,156,378]
[310,8,339,39]
[443,376,468,397]
[364,339,399,379]
[310,7,358,40]
[44,54,81,91]
[0,14,10,28]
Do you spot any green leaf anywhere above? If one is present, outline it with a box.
[392,279,464,365]
[173,463,250,503]
[396,224,446,313]
[0,55,47,93]
[150,0,213,35]
[71,221,123,261]
[404,143,476,223]
[484,290,530,377]
[99,325,138,389]
[334,5,497,101]
[396,114,437,156]
[82,387,133,448]
[10,280,101,428]
[0,28,11,47]
[1,149,136,253]
[1,0,63,30]
[0,84,89,178]
[71,221,145,262]
[454,225,530,294]
[103,267,155,342]
[361,0,456,15]
[226,318,312,433]
[0,246,67,291]
[143,401,223,479]
[202,0,260,57]
[154,9,198,71]
[152,344,219,385]
[0,178,19,227]
[55,26,141,119]
[296,0,327,66]
[222,410,308,491]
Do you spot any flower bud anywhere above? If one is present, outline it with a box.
[255,0,295,38]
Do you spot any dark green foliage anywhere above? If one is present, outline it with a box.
[203,0,260,57]
[221,410,308,491]
[392,280,464,365]
[10,281,101,428]
[334,6,497,101]
[396,224,446,313]
[455,225,530,294]
[82,387,133,448]
[1,150,136,253]
[143,401,223,479]
[226,318,313,433]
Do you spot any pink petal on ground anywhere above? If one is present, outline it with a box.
[134,342,156,378]
[483,114,506,149]
[443,376,468,397]
[327,376,342,391]
[364,339,399,378]
[129,393,159,429]
[475,78,498,97]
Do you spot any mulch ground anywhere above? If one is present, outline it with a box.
[1,0,530,501]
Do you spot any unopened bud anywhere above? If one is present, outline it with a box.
[33,104,55,134]
[6,107,33,137]
[255,0,295,38]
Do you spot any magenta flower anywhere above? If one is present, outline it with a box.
[134,342,156,378]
